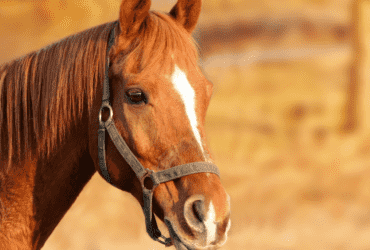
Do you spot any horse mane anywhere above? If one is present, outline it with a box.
[0,21,116,171]
[0,11,198,173]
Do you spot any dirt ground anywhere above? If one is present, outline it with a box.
[2,0,370,249]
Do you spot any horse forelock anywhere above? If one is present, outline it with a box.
[0,21,117,173]
[112,11,199,79]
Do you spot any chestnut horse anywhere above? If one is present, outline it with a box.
[0,0,231,249]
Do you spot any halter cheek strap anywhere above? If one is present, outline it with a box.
[98,22,221,246]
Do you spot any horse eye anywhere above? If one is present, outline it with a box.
[126,89,146,104]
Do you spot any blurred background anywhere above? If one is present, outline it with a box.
[2,0,370,249]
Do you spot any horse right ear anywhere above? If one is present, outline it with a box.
[169,0,201,33]
[119,0,151,38]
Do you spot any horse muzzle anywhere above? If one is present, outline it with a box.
[164,194,231,250]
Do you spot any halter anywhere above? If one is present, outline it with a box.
[98,23,220,246]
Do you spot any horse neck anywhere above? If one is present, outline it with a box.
[0,22,112,249]
[0,128,95,250]
[0,86,96,250]
[31,123,96,249]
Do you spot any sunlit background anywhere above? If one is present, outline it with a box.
[2,0,370,249]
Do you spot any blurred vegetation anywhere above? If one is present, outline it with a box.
[2,0,370,249]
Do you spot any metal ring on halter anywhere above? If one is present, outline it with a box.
[140,169,158,191]
[99,102,113,126]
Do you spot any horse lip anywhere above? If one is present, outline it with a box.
[164,218,181,242]
[164,218,194,250]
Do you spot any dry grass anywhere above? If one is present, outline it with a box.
[205,59,370,249]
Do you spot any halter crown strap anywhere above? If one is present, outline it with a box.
[98,22,221,246]
[98,22,118,184]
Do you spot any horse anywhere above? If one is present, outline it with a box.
[0,0,231,249]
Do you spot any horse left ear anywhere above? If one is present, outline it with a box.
[119,0,151,38]
[169,0,202,33]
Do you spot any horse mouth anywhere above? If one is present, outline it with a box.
[173,240,193,250]
[165,218,195,250]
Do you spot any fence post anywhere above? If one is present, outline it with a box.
[342,0,370,134]
[341,0,361,133]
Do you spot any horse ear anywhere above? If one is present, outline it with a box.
[169,0,202,33]
[119,0,151,37]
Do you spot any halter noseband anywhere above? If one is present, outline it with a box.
[98,23,220,246]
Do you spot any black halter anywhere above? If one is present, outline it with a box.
[98,23,220,246]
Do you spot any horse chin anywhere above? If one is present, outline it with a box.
[173,239,193,250]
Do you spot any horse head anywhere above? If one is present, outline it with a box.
[88,0,231,249]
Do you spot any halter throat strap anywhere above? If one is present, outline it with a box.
[98,22,220,246]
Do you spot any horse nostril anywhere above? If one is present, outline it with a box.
[184,195,206,233]
[193,200,205,222]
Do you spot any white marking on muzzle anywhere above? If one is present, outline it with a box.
[171,65,205,156]
[205,201,217,245]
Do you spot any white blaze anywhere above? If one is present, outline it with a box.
[171,65,205,156]
[171,65,219,244]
